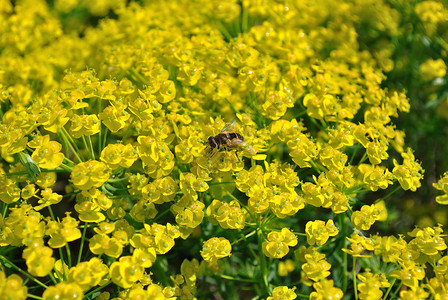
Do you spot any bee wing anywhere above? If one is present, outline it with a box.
[220,119,238,133]
[233,140,256,155]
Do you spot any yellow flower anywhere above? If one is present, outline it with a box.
[34,188,62,211]
[47,213,81,248]
[42,282,84,299]
[99,102,131,133]
[29,135,64,169]
[68,114,101,138]
[71,160,111,190]
[390,260,425,290]
[200,237,232,263]
[22,239,55,277]
[305,220,339,246]
[74,201,106,223]
[310,279,343,300]
[132,247,157,268]
[176,63,203,86]
[137,136,175,178]
[393,149,424,192]
[415,1,447,24]
[366,141,389,165]
[408,225,447,257]
[358,164,393,192]
[301,247,332,282]
[351,204,385,231]
[0,176,21,204]
[35,171,57,188]
[342,232,374,258]
[109,256,144,289]
[262,228,297,259]
[205,200,244,229]
[89,233,123,258]
[278,259,295,277]
[357,270,390,300]
[127,91,154,121]
[0,269,28,300]
[67,257,109,291]
[100,143,137,170]
[21,183,37,199]
[267,286,297,300]
[372,235,407,263]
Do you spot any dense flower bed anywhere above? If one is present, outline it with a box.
[0,0,447,299]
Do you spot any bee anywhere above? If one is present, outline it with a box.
[205,120,256,158]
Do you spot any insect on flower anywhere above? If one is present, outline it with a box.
[205,119,256,158]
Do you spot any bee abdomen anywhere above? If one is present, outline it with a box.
[227,132,244,141]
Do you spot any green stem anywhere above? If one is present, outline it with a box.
[293,110,308,119]
[65,243,72,268]
[59,248,68,281]
[0,255,48,289]
[26,294,42,300]
[77,222,88,264]
[208,181,235,186]
[391,282,403,299]
[128,68,149,85]
[84,281,112,298]
[48,271,58,284]
[307,115,325,131]
[220,275,258,283]
[60,127,84,163]
[217,21,233,41]
[58,131,70,158]
[226,192,256,223]
[383,277,396,300]
[57,163,73,172]
[241,2,248,33]
[122,115,137,142]
[376,185,401,203]
[257,228,269,294]
[107,175,128,183]
[63,156,75,166]
[338,213,348,293]
[2,203,8,218]
[353,256,358,300]
[153,206,174,222]
[103,183,128,192]
[98,99,102,155]
[81,136,92,160]
[47,206,56,220]
[102,127,109,150]
[309,160,325,174]
[231,230,256,246]
[358,151,368,164]
[224,98,238,114]
[350,144,360,165]
[87,135,95,160]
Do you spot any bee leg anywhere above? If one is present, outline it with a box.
[235,150,240,160]
[210,148,217,158]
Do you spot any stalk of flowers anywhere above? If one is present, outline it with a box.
[0,0,447,299]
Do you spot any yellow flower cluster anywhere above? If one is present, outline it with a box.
[0,0,447,299]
